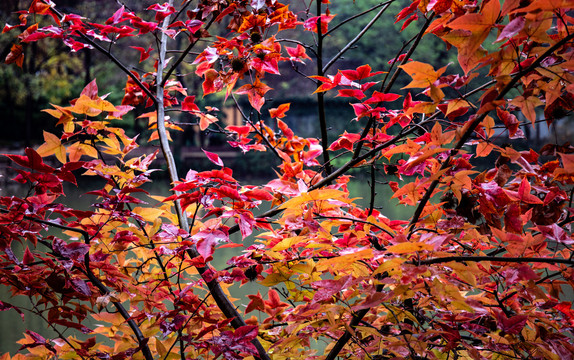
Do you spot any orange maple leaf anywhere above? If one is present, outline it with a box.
[36,131,66,164]
[510,95,543,125]
[553,153,574,181]
[235,78,272,112]
[5,43,24,68]
[269,103,290,118]
[399,61,448,89]
[445,0,500,73]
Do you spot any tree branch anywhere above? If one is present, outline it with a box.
[228,125,418,235]
[350,14,434,163]
[325,0,395,36]
[153,4,271,359]
[413,256,574,266]
[162,16,216,86]
[322,3,390,73]
[316,0,333,176]
[50,7,157,105]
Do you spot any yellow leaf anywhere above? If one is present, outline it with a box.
[405,101,437,115]
[155,340,167,359]
[279,189,349,210]
[36,131,67,164]
[446,261,479,287]
[499,146,522,161]
[132,207,165,221]
[43,104,74,131]
[391,180,424,206]
[482,115,495,138]
[446,99,470,116]
[272,236,305,251]
[475,142,494,157]
[453,170,477,189]
[148,129,173,142]
[72,95,119,116]
[399,62,447,89]
[373,258,405,275]
[102,136,123,155]
[42,108,63,119]
[148,194,168,202]
[138,111,157,126]
[67,142,98,162]
[356,326,384,338]
[450,300,475,312]
[386,242,434,254]
[92,311,125,326]
[429,84,444,103]
[62,120,75,133]
[260,268,292,286]
[316,248,372,272]
[510,95,543,125]
[167,122,184,132]
[291,259,315,275]
[382,140,421,158]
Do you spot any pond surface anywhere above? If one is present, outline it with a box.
[0,175,409,354]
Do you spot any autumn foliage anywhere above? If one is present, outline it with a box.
[1,0,574,359]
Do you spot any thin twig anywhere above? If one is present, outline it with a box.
[316,0,333,176]
[325,0,395,36]
[351,14,434,163]
[414,256,574,266]
[50,7,157,105]
[323,3,391,73]
[162,16,216,86]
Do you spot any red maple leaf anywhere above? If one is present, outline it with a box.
[339,64,384,81]
[181,95,200,112]
[130,45,153,62]
[5,148,55,173]
[286,44,311,62]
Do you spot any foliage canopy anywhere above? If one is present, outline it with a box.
[1,0,574,359]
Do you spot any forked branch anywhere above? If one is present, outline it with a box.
[153,3,271,359]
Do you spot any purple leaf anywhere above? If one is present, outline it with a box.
[496,17,525,42]
[53,238,90,261]
[495,310,528,335]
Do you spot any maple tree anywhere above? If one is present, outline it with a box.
[1,0,574,359]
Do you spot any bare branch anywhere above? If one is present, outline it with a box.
[325,0,395,36]
[414,256,574,266]
[323,3,391,73]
